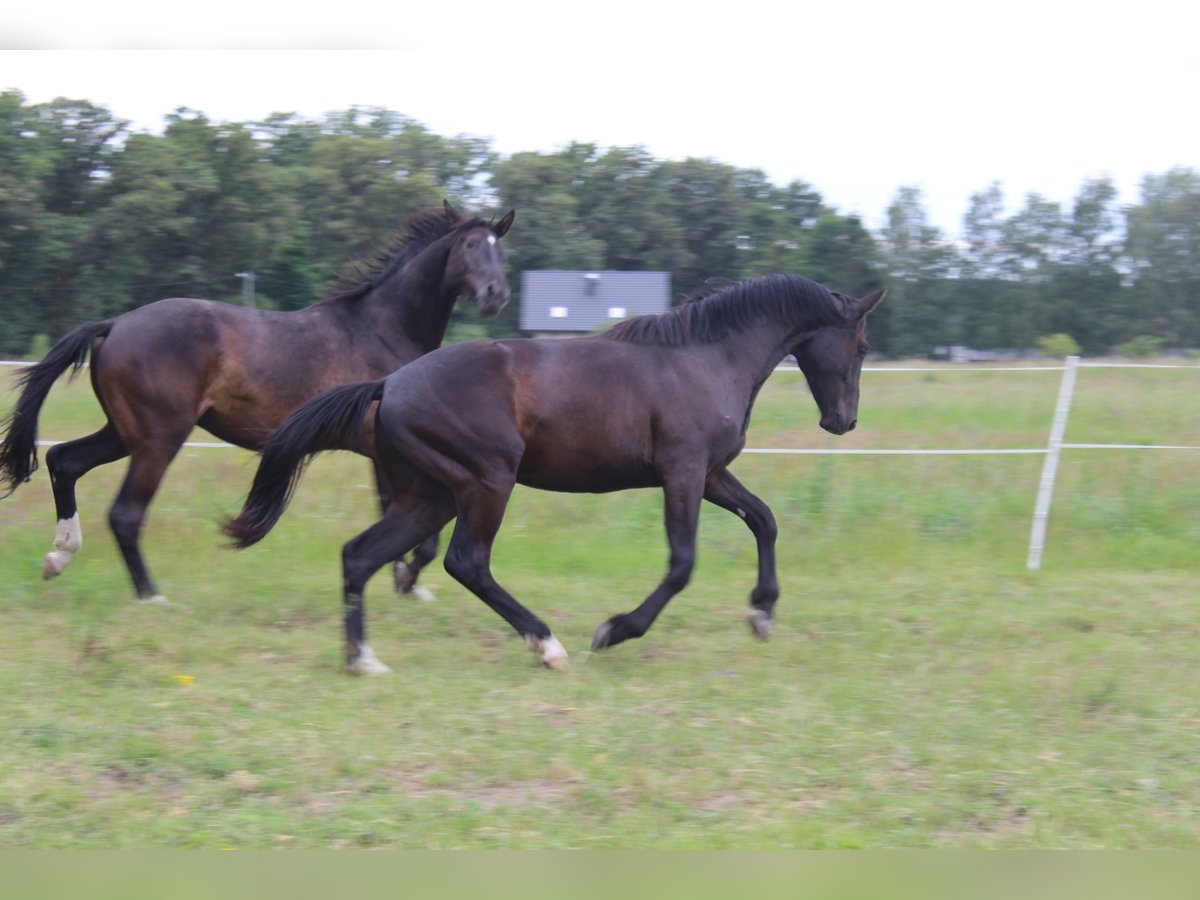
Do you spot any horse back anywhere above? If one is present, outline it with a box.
[90,298,408,449]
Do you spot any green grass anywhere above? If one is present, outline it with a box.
[1,362,1198,848]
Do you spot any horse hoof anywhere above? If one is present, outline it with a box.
[346,657,392,676]
[408,585,437,603]
[393,561,415,594]
[347,659,392,676]
[591,621,614,651]
[137,594,172,606]
[43,551,70,579]
[346,643,392,676]
[526,634,569,669]
[592,614,642,650]
[747,609,773,641]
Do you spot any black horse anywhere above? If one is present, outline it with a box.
[224,274,885,673]
[1,201,514,603]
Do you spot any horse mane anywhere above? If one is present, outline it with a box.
[322,208,488,303]
[603,274,848,347]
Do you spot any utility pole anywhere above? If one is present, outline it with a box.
[235,272,257,308]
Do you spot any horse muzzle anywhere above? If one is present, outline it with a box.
[472,282,510,317]
[820,415,856,435]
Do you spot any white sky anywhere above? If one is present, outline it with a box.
[3,0,1196,238]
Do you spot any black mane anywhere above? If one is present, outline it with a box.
[603,274,847,347]
[323,209,487,303]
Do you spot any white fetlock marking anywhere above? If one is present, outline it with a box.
[526,634,569,669]
[347,643,392,676]
[409,585,437,603]
[43,514,82,578]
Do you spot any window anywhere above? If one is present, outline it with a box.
[550,306,568,318]
[607,307,627,318]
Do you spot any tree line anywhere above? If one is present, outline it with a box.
[2,91,1197,359]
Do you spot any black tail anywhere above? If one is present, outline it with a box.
[0,321,112,497]
[222,379,385,548]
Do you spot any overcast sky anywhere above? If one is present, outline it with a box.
[3,1,1196,237]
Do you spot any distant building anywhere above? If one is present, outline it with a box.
[520,270,671,336]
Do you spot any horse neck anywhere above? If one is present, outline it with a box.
[718,310,826,388]
[358,235,458,355]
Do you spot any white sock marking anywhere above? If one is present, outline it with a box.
[526,634,569,669]
[347,643,392,676]
[43,514,82,577]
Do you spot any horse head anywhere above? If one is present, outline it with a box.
[443,200,515,317]
[791,287,886,435]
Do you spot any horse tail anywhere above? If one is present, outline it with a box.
[0,320,112,497]
[223,379,386,548]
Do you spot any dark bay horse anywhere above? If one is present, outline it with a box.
[224,274,885,673]
[0,201,515,603]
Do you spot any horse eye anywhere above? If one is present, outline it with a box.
[466,239,477,249]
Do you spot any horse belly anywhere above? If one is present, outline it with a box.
[516,436,657,493]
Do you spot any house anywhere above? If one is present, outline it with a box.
[519,270,671,336]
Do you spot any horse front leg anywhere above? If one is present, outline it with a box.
[703,468,779,640]
[109,441,186,603]
[442,486,567,669]
[591,476,703,651]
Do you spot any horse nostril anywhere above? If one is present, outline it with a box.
[848,419,857,432]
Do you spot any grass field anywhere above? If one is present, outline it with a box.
[1,360,1198,848]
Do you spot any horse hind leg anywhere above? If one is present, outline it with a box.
[375,460,439,602]
[376,462,440,602]
[342,493,456,676]
[42,424,128,580]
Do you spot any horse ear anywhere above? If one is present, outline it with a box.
[493,209,515,238]
[853,287,887,319]
[443,199,463,224]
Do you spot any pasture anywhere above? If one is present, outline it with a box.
[1,361,1198,848]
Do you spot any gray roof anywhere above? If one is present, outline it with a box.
[519,270,671,333]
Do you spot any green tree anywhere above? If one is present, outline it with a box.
[88,110,293,314]
[731,174,828,280]
[0,93,126,351]
[957,182,1020,349]
[490,149,604,335]
[1125,167,1200,346]
[803,213,881,300]
[0,91,45,355]
[657,157,746,293]
[1002,193,1068,350]
[878,186,956,357]
[570,144,688,274]
[1045,177,1125,353]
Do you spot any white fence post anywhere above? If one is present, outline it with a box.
[1026,355,1081,571]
